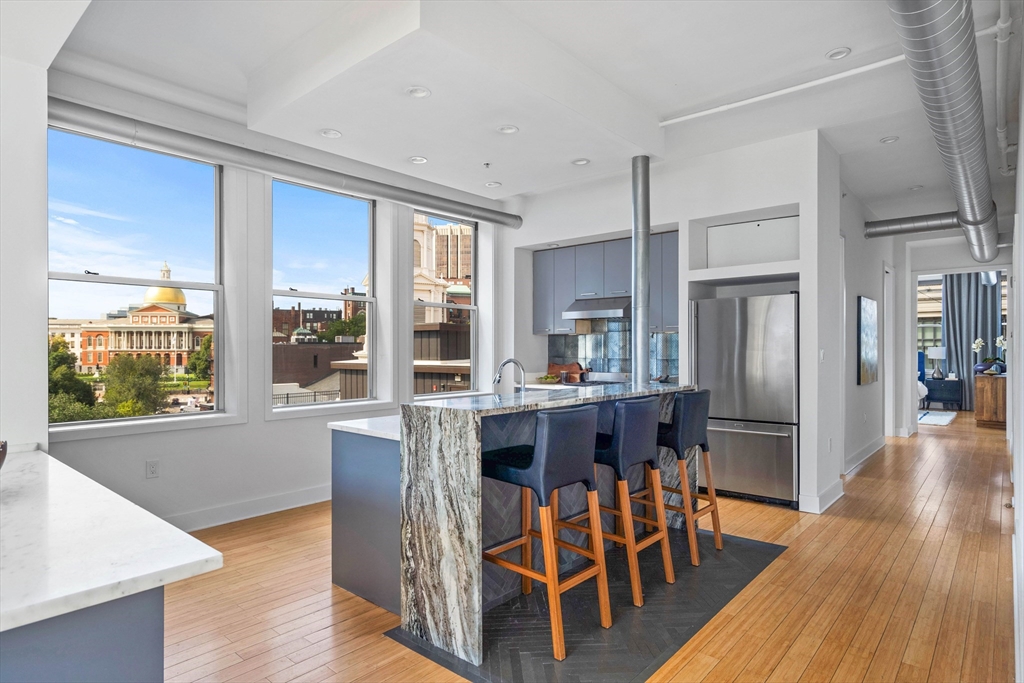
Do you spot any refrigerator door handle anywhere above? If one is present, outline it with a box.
[708,427,791,438]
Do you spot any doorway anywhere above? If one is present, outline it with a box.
[884,264,895,437]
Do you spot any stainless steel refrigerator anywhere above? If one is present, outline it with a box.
[691,293,799,505]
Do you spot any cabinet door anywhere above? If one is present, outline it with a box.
[575,243,605,299]
[662,231,679,331]
[648,233,663,332]
[603,238,632,297]
[532,249,554,335]
[552,247,577,334]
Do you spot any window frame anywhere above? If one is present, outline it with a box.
[412,215,478,397]
[46,127,225,431]
[269,178,377,410]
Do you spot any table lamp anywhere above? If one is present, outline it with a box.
[927,346,946,379]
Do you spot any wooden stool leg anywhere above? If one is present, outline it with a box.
[521,487,532,595]
[539,504,566,660]
[586,489,612,628]
[676,457,700,567]
[617,478,644,607]
[650,468,675,584]
[703,450,724,550]
[613,477,625,547]
[644,465,654,532]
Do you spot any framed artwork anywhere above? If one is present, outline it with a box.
[857,295,878,385]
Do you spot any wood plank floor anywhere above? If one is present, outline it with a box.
[166,416,1013,682]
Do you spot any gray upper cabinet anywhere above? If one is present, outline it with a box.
[552,247,576,334]
[532,249,554,335]
[574,243,605,299]
[663,231,679,330]
[603,239,631,297]
[648,233,664,332]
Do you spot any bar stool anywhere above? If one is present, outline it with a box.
[481,404,611,661]
[657,389,722,566]
[563,395,674,607]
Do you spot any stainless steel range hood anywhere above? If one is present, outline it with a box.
[562,297,632,320]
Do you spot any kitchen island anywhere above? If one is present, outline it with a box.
[0,449,222,682]
[399,382,691,665]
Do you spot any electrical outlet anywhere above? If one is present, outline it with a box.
[828,437,832,453]
[863,413,867,423]
[146,459,160,479]
[820,349,825,363]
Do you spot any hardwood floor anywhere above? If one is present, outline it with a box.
[165,417,1014,682]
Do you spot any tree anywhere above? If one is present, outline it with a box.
[317,312,367,343]
[103,354,166,414]
[187,335,213,380]
[48,392,117,423]
[48,336,94,406]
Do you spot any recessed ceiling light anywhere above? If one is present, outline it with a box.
[825,47,852,60]
[879,136,900,144]
[409,156,428,164]
[497,125,519,134]
[909,185,924,191]
[571,158,590,165]
[319,128,342,139]
[547,243,560,248]
[485,181,502,188]
[405,86,431,98]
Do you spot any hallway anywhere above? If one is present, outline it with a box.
[162,418,1014,682]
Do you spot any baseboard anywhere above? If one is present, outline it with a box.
[845,435,886,474]
[164,483,332,532]
[798,479,844,514]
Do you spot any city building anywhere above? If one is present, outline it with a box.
[47,264,213,373]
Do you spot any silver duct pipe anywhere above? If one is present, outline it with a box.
[884,0,1000,262]
[48,98,524,229]
[864,209,961,237]
[631,156,651,386]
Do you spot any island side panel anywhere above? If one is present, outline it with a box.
[399,404,483,665]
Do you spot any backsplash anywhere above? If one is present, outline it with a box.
[547,319,679,378]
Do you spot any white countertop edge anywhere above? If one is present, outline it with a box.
[0,553,222,632]
[328,415,401,441]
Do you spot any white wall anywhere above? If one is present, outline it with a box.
[0,56,49,452]
[841,187,892,472]
[500,130,847,513]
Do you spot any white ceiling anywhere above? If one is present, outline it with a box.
[50,0,1020,226]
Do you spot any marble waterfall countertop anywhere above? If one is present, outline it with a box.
[412,381,686,416]
[328,415,401,441]
[0,449,222,631]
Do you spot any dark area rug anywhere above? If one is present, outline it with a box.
[387,529,786,683]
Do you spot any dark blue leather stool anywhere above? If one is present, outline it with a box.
[657,389,722,566]
[480,404,611,661]
[562,395,675,607]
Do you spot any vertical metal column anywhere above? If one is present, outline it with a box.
[631,155,651,386]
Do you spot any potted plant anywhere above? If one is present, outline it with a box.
[973,338,995,374]
[993,335,1007,374]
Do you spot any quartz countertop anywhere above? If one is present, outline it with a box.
[0,450,223,632]
[328,415,401,441]
[410,382,688,417]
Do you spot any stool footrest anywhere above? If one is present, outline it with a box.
[635,531,667,552]
[482,552,546,583]
[558,565,601,594]
[628,495,657,507]
[484,536,528,556]
[553,519,592,536]
[527,528,595,560]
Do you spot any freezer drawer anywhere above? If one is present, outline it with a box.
[700,420,798,503]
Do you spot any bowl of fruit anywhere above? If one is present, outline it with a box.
[535,374,561,384]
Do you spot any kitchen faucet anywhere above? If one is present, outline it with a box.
[492,358,526,392]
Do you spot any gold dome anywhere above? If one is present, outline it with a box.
[144,286,187,305]
[144,261,186,305]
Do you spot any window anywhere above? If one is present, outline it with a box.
[47,129,220,425]
[413,213,475,395]
[271,180,373,406]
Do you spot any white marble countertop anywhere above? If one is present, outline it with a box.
[409,382,689,417]
[0,450,222,631]
[327,415,401,441]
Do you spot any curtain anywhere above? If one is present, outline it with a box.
[941,272,1002,411]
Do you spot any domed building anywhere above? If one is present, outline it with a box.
[48,263,214,375]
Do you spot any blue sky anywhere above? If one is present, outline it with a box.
[48,130,370,318]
